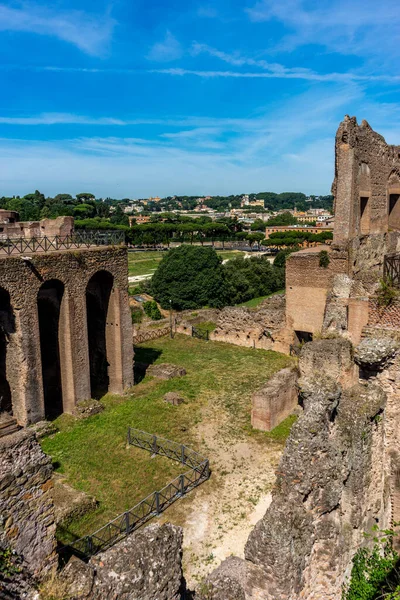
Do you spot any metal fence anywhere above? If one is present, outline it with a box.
[133,326,170,344]
[384,254,400,288]
[58,428,209,560]
[0,230,125,255]
[192,326,209,341]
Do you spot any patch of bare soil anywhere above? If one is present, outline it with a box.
[159,403,283,590]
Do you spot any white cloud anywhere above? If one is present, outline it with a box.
[146,31,182,62]
[246,0,400,58]
[0,3,115,56]
[0,113,126,126]
[151,66,400,84]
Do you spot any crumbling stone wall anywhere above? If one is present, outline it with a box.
[251,367,298,431]
[200,339,394,600]
[332,116,400,244]
[61,523,184,600]
[210,295,286,351]
[0,429,57,579]
[285,247,348,340]
[0,246,133,425]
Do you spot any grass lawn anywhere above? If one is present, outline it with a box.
[41,335,293,543]
[127,249,246,277]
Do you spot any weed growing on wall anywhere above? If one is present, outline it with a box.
[377,278,398,307]
[319,250,330,268]
[342,524,400,600]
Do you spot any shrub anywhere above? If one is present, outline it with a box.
[342,525,400,600]
[319,250,330,268]
[223,255,284,305]
[377,278,398,307]
[143,300,162,320]
[131,306,143,324]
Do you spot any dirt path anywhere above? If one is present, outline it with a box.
[159,404,283,590]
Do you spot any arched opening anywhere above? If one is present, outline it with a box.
[358,162,371,235]
[0,288,13,416]
[37,280,64,420]
[387,170,400,231]
[86,271,114,398]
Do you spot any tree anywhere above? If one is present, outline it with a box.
[76,192,95,203]
[151,245,228,310]
[251,218,265,232]
[223,256,284,304]
[247,232,265,248]
[266,212,298,226]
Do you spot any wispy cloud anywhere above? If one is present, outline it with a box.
[0,113,126,126]
[146,31,182,62]
[3,61,398,84]
[0,3,115,56]
[0,82,366,198]
[151,67,400,84]
[246,0,400,57]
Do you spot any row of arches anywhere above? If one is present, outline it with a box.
[357,164,400,235]
[0,270,114,421]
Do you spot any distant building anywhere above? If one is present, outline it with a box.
[129,215,151,226]
[149,196,161,203]
[0,210,73,239]
[264,225,333,240]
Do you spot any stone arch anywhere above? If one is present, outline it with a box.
[37,279,65,419]
[358,162,371,235]
[86,270,114,398]
[387,169,400,231]
[0,287,14,416]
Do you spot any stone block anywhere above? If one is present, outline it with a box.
[164,392,185,405]
[147,363,186,380]
[251,367,298,431]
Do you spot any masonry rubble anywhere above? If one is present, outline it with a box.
[198,337,396,600]
[61,523,184,600]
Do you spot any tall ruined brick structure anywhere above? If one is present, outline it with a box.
[0,244,133,425]
[333,116,400,243]
[285,116,400,345]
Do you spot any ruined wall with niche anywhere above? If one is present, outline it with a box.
[0,246,133,426]
[285,248,348,341]
[332,116,400,244]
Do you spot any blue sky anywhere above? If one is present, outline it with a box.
[1,0,399,198]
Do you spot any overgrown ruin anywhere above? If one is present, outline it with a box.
[1,116,400,599]
[0,242,133,426]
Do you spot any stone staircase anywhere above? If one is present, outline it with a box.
[0,416,20,438]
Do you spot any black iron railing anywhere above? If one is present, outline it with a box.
[58,428,209,560]
[192,326,209,341]
[384,254,400,288]
[0,230,125,255]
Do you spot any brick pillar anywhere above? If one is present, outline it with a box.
[106,287,133,394]
[13,306,45,425]
[348,297,369,345]
[58,289,77,414]
[333,142,356,245]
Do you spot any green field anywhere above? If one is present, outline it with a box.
[41,335,293,543]
[128,249,246,277]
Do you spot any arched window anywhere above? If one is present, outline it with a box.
[0,287,13,416]
[37,280,65,419]
[86,271,114,398]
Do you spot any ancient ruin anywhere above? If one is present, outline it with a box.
[0,224,133,428]
[285,116,400,346]
[2,116,400,599]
